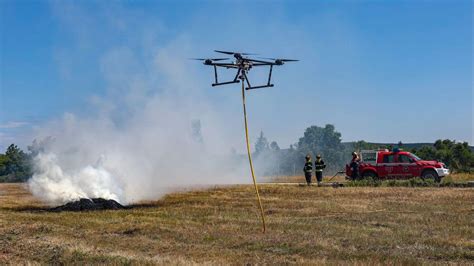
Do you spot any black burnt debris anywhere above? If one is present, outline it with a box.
[49,198,127,212]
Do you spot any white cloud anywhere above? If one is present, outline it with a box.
[0,121,30,129]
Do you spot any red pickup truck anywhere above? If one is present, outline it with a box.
[346,149,449,181]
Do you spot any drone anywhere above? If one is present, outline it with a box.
[193,50,298,90]
[194,50,297,233]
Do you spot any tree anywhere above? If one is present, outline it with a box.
[254,131,269,156]
[5,144,25,173]
[297,124,345,172]
[448,141,473,172]
[276,145,300,176]
[0,154,9,176]
[0,144,32,182]
[410,139,473,173]
[270,141,280,151]
[434,139,454,150]
[412,146,437,161]
[352,140,379,151]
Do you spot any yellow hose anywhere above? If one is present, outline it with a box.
[241,80,266,233]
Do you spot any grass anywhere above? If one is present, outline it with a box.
[268,172,474,186]
[0,182,473,264]
[344,177,474,188]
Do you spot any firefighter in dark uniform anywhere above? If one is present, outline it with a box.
[303,154,313,186]
[350,151,360,180]
[314,154,326,186]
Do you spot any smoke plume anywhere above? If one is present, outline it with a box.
[28,44,250,205]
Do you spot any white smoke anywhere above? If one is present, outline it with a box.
[27,43,250,205]
[29,153,123,203]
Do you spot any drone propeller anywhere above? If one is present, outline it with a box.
[215,50,257,56]
[260,57,299,62]
[190,58,230,61]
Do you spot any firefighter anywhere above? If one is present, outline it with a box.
[314,154,326,186]
[350,151,360,180]
[303,154,313,186]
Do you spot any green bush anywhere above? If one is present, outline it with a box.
[346,177,381,187]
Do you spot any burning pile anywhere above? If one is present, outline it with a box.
[49,198,126,212]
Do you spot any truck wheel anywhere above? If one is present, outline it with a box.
[421,169,440,182]
[362,171,377,180]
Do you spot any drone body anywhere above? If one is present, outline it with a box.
[193,50,298,90]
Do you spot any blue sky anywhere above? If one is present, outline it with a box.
[0,0,472,151]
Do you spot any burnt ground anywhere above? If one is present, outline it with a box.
[49,198,127,212]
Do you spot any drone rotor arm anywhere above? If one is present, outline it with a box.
[251,63,275,66]
[259,57,299,62]
[210,63,238,68]
[245,58,274,64]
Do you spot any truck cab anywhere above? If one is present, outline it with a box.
[346,149,449,181]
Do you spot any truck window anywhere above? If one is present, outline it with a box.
[383,154,395,163]
[361,151,377,163]
[398,154,412,163]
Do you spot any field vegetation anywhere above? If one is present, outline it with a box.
[268,172,474,185]
[1,182,473,264]
[3,126,472,183]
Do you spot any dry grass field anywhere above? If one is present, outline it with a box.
[0,180,473,264]
[268,172,474,184]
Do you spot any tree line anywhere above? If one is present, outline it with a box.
[1,124,473,182]
[0,144,33,182]
[252,125,474,176]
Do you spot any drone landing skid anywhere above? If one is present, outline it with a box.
[212,66,274,90]
[246,84,274,90]
[212,80,273,90]
[212,80,240,86]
